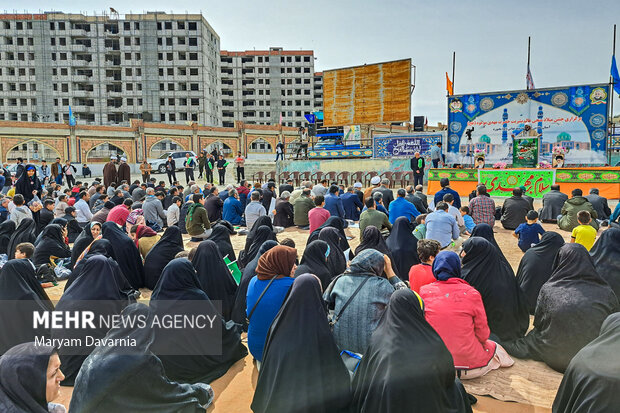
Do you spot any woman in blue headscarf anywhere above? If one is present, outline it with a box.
[15,164,42,204]
[419,251,513,379]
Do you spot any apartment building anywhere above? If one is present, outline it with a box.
[220,47,317,128]
[0,12,222,126]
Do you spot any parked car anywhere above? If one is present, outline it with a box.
[149,151,197,174]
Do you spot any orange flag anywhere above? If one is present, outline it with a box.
[446,72,454,95]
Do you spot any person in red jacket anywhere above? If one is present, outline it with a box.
[420,251,513,379]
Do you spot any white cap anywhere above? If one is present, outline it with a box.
[370,176,381,185]
[353,182,363,188]
[121,157,127,162]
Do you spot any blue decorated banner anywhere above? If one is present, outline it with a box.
[373,133,443,158]
[447,84,609,165]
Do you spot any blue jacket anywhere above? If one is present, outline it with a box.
[324,193,345,219]
[342,192,363,221]
[223,197,244,225]
[433,187,461,209]
[388,196,420,224]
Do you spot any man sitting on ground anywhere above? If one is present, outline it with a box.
[433,178,461,209]
[371,178,394,208]
[359,197,392,240]
[324,185,346,223]
[468,184,496,227]
[558,188,599,231]
[405,185,427,214]
[585,188,611,224]
[245,191,267,230]
[500,187,532,230]
[538,184,568,223]
[293,188,315,230]
[186,193,212,240]
[425,201,460,250]
[389,188,420,224]
[414,185,429,211]
[223,189,244,225]
[273,191,294,228]
[409,239,441,293]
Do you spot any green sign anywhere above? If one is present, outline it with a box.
[512,137,539,168]
[479,169,555,198]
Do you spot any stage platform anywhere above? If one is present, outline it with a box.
[427,167,620,199]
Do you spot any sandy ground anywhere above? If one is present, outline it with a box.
[47,192,617,412]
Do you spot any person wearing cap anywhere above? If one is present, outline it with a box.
[342,186,364,221]
[433,178,461,210]
[117,157,131,183]
[411,151,426,187]
[364,176,382,201]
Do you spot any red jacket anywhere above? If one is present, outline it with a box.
[420,278,496,369]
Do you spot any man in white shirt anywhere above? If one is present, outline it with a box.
[166,196,182,227]
[244,191,267,230]
[74,191,93,226]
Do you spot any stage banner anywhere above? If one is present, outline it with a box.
[373,133,443,158]
[447,84,609,166]
[512,137,539,168]
[478,169,555,198]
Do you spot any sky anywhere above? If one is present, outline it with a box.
[13,0,620,124]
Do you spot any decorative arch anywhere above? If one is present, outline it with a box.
[204,141,233,157]
[248,138,273,153]
[85,142,127,163]
[5,139,62,163]
[147,137,189,159]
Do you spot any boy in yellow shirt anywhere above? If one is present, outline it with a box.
[571,210,597,251]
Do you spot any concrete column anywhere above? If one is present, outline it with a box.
[69,129,78,161]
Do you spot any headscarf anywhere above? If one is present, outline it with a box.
[68,304,214,412]
[240,225,277,268]
[65,239,120,292]
[231,240,278,329]
[355,226,390,256]
[385,216,420,277]
[515,231,565,314]
[0,260,54,355]
[461,237,529,341]
[344,249,385,278]
[70,222,101,269]
[351,289,468,413]
[244,215,274,252]
[14,164,42,203]
[432,250,462,281]
[52,255,133,385]
[150,258,247,384]
[504,244,618,373]
[251,274,351,413]
[208,224,236,261]
[295,240,332,290]
[143,226,185,290]
[307,216,350,251]
[0,220,16,255]
[32,224,71,267]
[589,228,620,297]
[0,342,57,413]
[191,240,238,320]
[470,223,510,267]
[256,245,297,281]
[319,227,347,278]
[101,221,145,289]
[134,224,157,247]
[552,313,620,412]
[7,218,36,259]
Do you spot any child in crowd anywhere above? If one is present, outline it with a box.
[513,210,545,252]
[413,214,427,240]
[460,206,475,234]
[571,210,597,251]
[409,239,441,293]
[308,195,330,233]
[14,242,34,260]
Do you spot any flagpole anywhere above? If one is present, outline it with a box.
[452,51,456,95]
[527,36,531,89]
[609,24,616,165]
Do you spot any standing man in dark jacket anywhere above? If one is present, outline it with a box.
[261,182,276,213]
[410,152,426,187]
[342,186,364,221]
[216,155,227,185]
[500,187,533,230]
[14,158,25,181]
[205,154,215,183]
[197,152,207,179]
[585,188,611,222]
[165,155,176,186]
[183,153,195,184]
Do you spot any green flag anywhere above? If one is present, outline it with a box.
[224,256,242,284]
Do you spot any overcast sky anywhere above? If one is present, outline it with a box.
[14,0,620,123]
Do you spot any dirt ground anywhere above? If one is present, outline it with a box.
[48,194,617,412]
